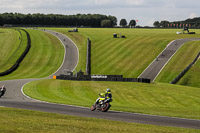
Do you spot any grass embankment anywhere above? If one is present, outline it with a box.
[50,28,200,78]
[24,79,200,120]
[178,59,200,88]
[0,107,199,133]
[0,29,25,73]
[155,40,200,86]
[0,29,64,81]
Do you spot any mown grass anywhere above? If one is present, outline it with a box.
[0,28,24,73]
[155,40,200,84]
[178,59,200,88]
[2,28,200,132]
[0,107,199,133]
[24,79,200,120]
[50,28,200,78]
[0,29,64,80]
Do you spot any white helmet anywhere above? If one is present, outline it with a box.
[106,88,111,92]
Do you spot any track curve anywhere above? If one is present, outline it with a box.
[0,30,200,129]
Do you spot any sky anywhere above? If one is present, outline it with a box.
[0,0,199,26]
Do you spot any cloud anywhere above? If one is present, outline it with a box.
[0,0,60,9]
[92,0,145,7]
[189,13,198,19]
[125,0,144,6]
[93,0,114,5]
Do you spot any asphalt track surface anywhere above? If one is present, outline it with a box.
[0,30,200,129]
[139,38,200,81]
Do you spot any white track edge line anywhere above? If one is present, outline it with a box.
[51,30,79,72]
[21,81,89,109]
[153,44,184,82]
[153,38,200,81]
[138,40,175,78]
[4,30,200,122]
[20,82,200,122]
[45,31,67,78]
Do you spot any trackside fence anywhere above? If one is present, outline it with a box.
[170,51,200,84]
[55,74,151,83]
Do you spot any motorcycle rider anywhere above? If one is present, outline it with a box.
[94,88,112,106]
[0,85,6,98]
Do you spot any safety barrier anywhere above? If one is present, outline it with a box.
[55,74,151,83]
[0,29,31,76]
[170,51,200,84]
[86,38,91,75]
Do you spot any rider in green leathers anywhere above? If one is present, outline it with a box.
[94,88,112,106]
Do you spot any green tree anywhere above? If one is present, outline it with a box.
[153,21,160,28]
[108,15,117,26]
[0,13,117,27]
[101,20,112,27]
[129,20,136,28]
[160,20,169,28]
[120,19,127,27]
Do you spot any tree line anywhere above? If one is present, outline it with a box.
[0,13,138,28]
[153,17,200,28]
[0,13,117,27]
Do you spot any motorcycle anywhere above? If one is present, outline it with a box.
[91,93,111,112]
[0,85,6,98]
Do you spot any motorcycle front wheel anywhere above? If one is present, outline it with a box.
[101,103,110,112]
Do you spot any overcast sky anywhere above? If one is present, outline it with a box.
[0,0,199,26]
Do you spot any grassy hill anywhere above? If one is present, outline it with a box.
[0,29,64,80]
[156,41,200,83]
[2,28,200,131]
[23,28,200,120]
[50,28,200,78]
[24,79,200,120]
[0,28,24,73]
[178,59,200,88]
[155,40,200,85]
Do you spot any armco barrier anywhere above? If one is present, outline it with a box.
[170,51,200,84]
[55,74,151,83]
[0,29,31,76]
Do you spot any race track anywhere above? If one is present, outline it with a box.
[0,30,200,129]
[139,38,200,81]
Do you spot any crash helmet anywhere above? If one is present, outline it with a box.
[106,88,111,92]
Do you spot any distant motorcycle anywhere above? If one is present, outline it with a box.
[91,93,111,112]
[0,85,6,98]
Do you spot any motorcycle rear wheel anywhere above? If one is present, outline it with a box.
[90,105,96,111]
